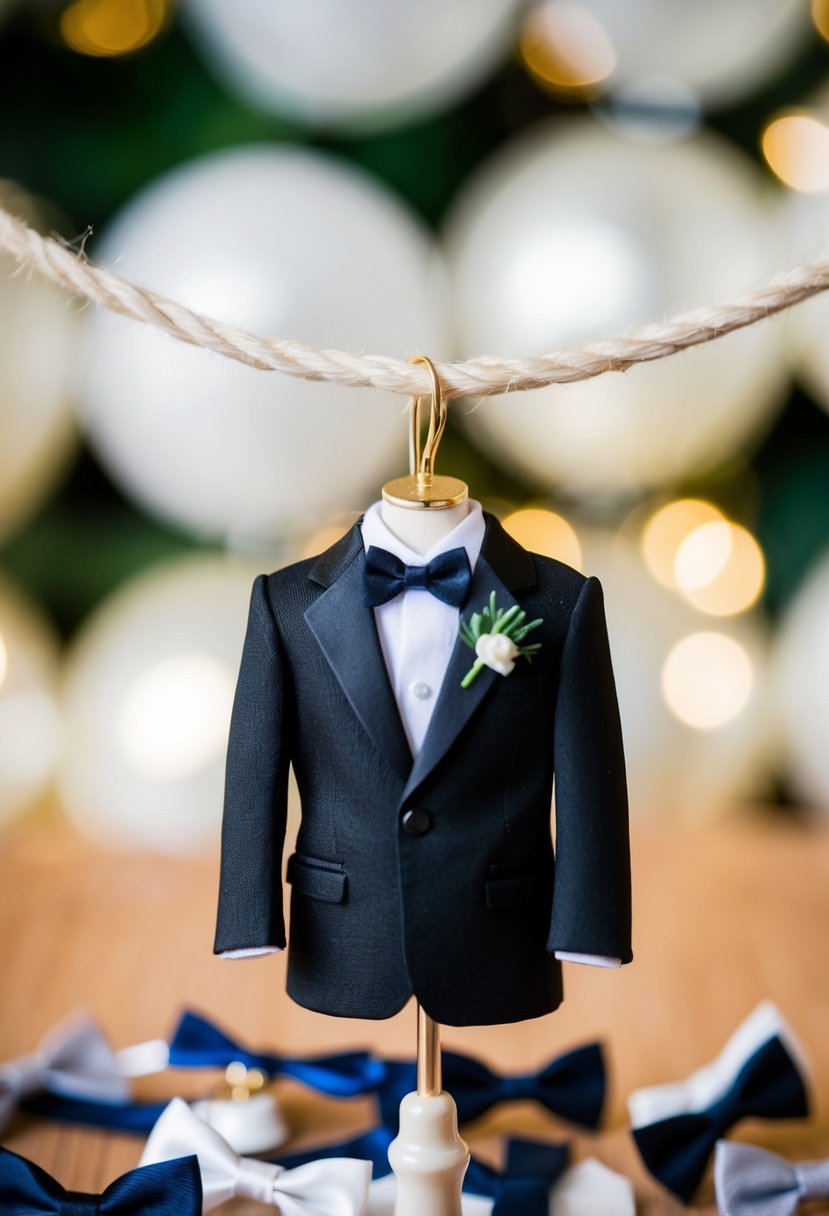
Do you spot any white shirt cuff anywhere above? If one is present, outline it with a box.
[555,951,622,968]
[219,947,283,958]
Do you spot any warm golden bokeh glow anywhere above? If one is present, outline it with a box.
[61,0,171,58]
[0,634,7,692]
[661,631,754,730]
[762,112,829,193]
[300,522,352,560]
[117,653,236,780]
[502,507,582,569]
[519,1,616,100]
[812,0,829,42]
[641,499,724,590]
[675,521,765,616]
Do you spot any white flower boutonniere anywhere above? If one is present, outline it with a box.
[459,591,543,688]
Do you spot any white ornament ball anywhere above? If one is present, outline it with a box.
[183,0,523,131]
[774,551,829,812]
[57,557,260,853]
[0,574,63,825]
[580,0,808,109]
[79,146,448,547]
[446,122,787,500]
[0,190,77,543]
[582,533,770,818]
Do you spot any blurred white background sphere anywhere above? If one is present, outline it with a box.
[0,574,63,826]
[183,0,524,131]
[0,187,77,543]
[575,0,808,108]
[57,557,259,853]
[446,122,788,501]
[79,146,449,548]
[775,551,829,812]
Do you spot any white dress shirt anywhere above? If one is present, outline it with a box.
[225,501,619,968]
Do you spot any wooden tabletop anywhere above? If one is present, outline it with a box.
[2,809,828,1213]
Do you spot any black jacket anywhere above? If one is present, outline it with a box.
[214,514,632,1026]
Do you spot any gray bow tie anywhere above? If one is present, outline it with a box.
[715,1141,829,1216]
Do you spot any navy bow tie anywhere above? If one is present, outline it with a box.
[363,546,472,608]
[167,1010,385,1098]
[376,1042,605,1129]
[277,1129,567,1214]
[464,1138,569,1216]
[0,1147,202,1215]
[632,1034,810,1203]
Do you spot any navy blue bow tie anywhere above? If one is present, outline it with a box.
[277,1129,567,1215]
[167,1009,385,1098]
[465,1138,570,1216]
[0,1147,202,1215]
[376,1042,605,1129]
[633,1034,810,1204]
[363,546,472,608]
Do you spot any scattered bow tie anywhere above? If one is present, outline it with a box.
[629,1001,810,1203]
[363,545,472,608]
[142,1097,372,1215]
[715,1140,829,1216]
[0,1145,202,1216]
[464,1138,569,1216]
[376,1042,605,1129]
[277,1126,396,1180]
[0,1011,131,1133]
[166,1009,386,1097]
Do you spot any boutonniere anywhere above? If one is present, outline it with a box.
[459,591,543,688]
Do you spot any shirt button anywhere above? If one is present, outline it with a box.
[410,682,432,700]
[401,808,432,837]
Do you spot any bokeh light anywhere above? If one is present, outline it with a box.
[519,1,616,101]
[762,112,829,193]
[812,0,829,43]
[0,634,7,691]
[662,631,754,730]
[641,499,724,589]
[61,0,172,58]
[674,521,765,616]
[501,507,582,569]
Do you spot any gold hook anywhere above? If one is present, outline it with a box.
[383,355,468,511]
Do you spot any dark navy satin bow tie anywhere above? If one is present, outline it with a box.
[376,1041,605,1129]
[715,1141,829,1216]
[0,1146,202,1215]
[465,1138,569,1216]
[632,1034,810,1204]
[277,1128,568,1214]
[167,1010,385,1098]
[363,545,472,608]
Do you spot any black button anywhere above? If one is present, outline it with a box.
[402,808,432,837]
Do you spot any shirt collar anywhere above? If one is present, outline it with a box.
[360,499,485,570]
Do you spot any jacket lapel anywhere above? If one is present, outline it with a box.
[304,525,413,782]
[401,515,537,803]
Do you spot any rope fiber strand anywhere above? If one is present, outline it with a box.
[2,203,828,399]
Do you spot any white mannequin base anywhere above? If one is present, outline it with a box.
[388,1090,470,1216]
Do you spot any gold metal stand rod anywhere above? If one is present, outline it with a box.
[417,1004,442,1096]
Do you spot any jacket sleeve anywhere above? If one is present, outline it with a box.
[214,574,291,954]
[547,575,633,963]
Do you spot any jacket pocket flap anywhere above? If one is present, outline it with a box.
[485,874,535,910]
[286,853,347,904]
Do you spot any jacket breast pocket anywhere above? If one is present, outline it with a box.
[484,860,537,910]
[286,852,347,904]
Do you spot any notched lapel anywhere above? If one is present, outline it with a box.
[402,550,521,801]
[304,532,413,783]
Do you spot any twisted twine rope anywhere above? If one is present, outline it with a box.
[2,203,827,398]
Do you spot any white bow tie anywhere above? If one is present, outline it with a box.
[142,1097,372,1215]
[0,1012,130,1132]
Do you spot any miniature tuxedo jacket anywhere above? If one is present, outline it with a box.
[214,513,632,1027]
